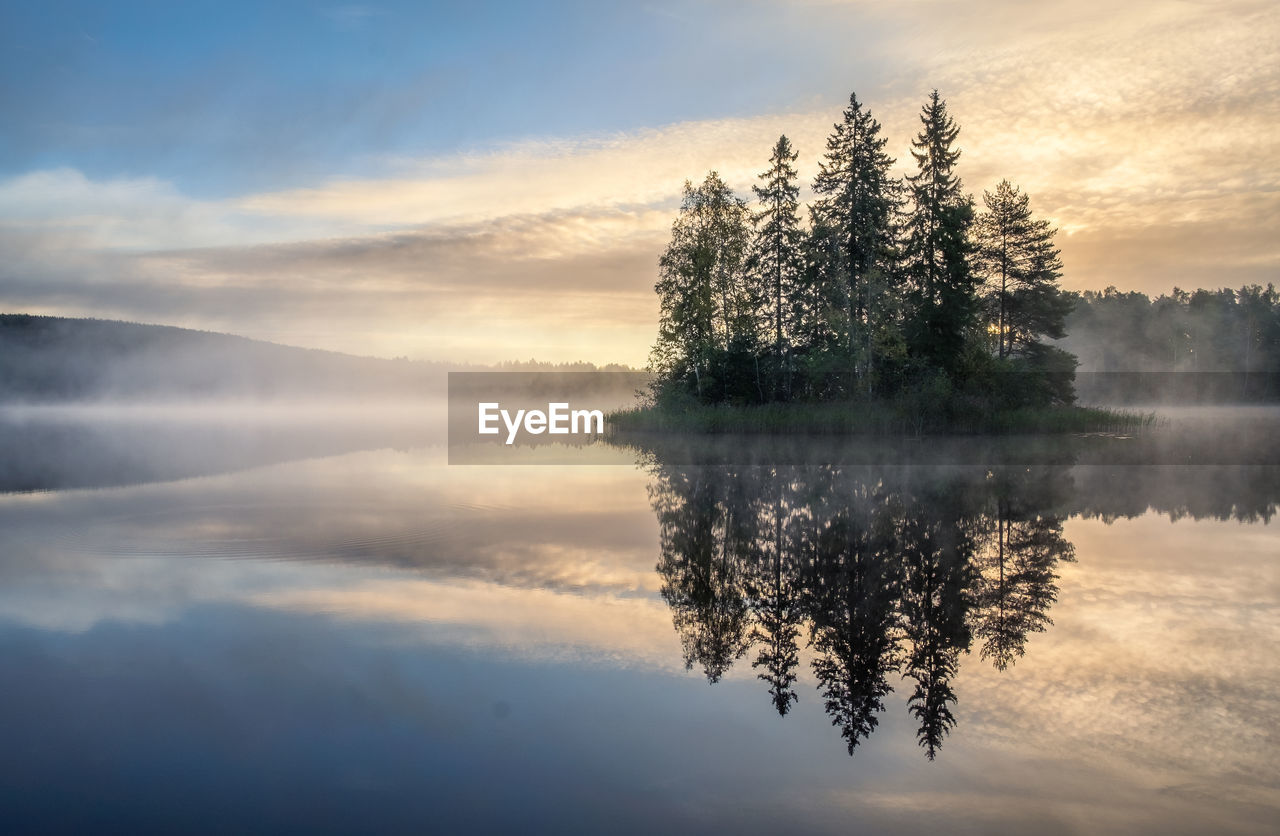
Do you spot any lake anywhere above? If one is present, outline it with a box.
[0,404,1276,834]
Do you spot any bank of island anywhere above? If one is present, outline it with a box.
[609,90,1278,436]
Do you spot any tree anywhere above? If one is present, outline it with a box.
[652,172,752,399]
[749,135,805,399]
[975,179,1070,359]
[812,93,900,393]
[650,467,753,682]
[903,90,977,375]
[746,474,803,715]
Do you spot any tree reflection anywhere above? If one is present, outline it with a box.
[805,477,903,753]
[971,470,1076,671]
[745,472,803,715]
[650,468,752,682]
[899,488,974,759]
[647,462,1076,759]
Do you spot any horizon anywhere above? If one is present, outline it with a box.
[2,1,1276,366]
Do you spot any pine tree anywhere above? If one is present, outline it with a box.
[975,179,1070,359]
[903,90,977,375]
[812,93,899,391]
[749,135,805,398]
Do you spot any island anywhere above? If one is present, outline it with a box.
[609,90,1279,435]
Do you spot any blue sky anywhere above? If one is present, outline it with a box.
[1,1,1277,363]
[1,1,897,196]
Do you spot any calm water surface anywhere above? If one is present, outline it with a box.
[0,407,1276,834]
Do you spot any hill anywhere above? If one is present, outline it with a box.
[0,314,447,402]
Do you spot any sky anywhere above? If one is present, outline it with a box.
[1,0,1277,365]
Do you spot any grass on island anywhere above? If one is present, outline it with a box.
[607,400,1155,437]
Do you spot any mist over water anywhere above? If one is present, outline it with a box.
[0,399,448,492]
[0,401,1276,833]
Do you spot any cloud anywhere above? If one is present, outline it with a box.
[1,0,1276,362]
[952,512,1280,807]
[322,5,383,30]
[252,577,686,670]
[237,115,820,229]
[0,206,666,363]
[0,168,337,250]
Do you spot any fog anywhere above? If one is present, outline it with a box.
[0,400,446,492]
[0,390,1276,834]
[0,427,1276,833]
[0,314,456,404]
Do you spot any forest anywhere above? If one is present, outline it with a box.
[1062,287,1280,403]
[645,90,1280,419]
[1063,286,1280,374]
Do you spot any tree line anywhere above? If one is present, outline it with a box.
[1063,285,1280,373]
[650,90,1075,410]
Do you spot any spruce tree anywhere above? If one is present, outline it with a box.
[749,135,805,398]
[903,90,977,375]
[790,212,845,397]
[812,93,899,391]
